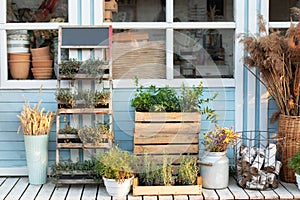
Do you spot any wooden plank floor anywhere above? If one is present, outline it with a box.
[0,177,299,200]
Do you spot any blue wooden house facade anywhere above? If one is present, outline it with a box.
[0,0,290,175]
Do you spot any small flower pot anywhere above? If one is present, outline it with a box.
[103,176,133,197]
[30,46,50,57]
[9,53,31,60]
[8,60,30,79]
[32,60,53,68]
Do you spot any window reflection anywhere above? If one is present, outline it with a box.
[270,0,300,21]
[7,0,68,23]
[174,29,234,78]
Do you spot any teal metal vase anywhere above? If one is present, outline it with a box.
[24,134,49,185]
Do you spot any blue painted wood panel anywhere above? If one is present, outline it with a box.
[0,87,235,167]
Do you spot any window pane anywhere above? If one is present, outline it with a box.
[270,0,299,21]
[106,0,165,22]
[7,29,66,80]
[174,29,234,78]
[7,0,68,22]
[174,0,233,22]
[112,29,166,79]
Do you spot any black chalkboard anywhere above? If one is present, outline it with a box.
[61,27,110,46]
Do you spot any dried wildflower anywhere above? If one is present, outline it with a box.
[240,15,300,117]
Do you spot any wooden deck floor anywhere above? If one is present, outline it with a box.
[0,177,300,200]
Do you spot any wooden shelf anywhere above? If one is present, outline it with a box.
[57,108,111,114]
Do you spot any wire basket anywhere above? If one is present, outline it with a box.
[234,131,284,190]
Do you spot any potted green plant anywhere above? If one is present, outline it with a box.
[288,150,300,189]
[177,155,199,185]
[131,79,218,172]
[17,91,55,185]
[94,146,135,197]
[78,122,112,147]
[58,58,82,78]
[56,88,75,108]
[199,124,238,189]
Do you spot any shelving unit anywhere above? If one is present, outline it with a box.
[55,25,113,184]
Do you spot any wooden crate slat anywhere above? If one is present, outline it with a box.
[57,179,101,185]
[132,177,202,196]
[134,132,198,144]
[134,144,199,155]
[135,154,199,165]
[58,108,111,114]
[135,123,200,134]
[135,112,201,122]
[57,142,112,149]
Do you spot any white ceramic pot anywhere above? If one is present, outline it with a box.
[103,176,133,197]
[199,151,229,189]
[296,173,300,190]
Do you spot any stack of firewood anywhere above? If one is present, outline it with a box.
[236,144,282,190]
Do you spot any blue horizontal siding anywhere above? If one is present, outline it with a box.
[0,87,235,168]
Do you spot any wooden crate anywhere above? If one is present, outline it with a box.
[132,177,202,196]
[55,171,102,185]
[134,112,200,164]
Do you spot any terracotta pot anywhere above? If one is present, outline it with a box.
[31,68,53,79]
[30,46,50,57]
[32,55,51,60]
[32,60,53,68]
[9,60,30,79]
[9,53,30,60]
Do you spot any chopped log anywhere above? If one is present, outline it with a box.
[249,149,265,175]
[263,143,276,171]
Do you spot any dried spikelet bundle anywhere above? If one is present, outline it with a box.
[240,15,300,117]
[17,100,55,135]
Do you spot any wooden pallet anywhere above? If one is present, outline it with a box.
[134,112,200,164]
[132,177,202,196]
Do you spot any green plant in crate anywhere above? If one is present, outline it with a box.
[59,58,82,78]
[131,78,218,122]
[79,58,105,83]
[137,152,158,186]
[177,155,199,185]
[155,154,173,186]
[78,122,112,146]
[56,88,75,108]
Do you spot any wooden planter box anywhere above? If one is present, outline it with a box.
[134,111,200,163]
[132,177,202,196]
[55,171,102,185]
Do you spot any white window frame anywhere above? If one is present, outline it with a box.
[0,0,239,89]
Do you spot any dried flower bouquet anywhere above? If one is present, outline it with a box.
[240,14,300,119]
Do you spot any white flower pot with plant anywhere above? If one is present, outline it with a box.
[94,146,135,197]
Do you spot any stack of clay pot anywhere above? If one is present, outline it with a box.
[30,46,53,79]
[7,31,31,79]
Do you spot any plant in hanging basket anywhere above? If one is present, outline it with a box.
[240,14,300,119]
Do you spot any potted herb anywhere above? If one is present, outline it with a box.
[131,79,217,176]
[177,155,199,185]
[94,146,135,197]
[17,89,55,185]
[78,122,112,147]
[58,58,82,78]
[199,124,238,189]
[56,88,75,108]
[288,150,300,190]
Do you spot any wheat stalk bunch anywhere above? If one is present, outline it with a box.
[17,100,55,135]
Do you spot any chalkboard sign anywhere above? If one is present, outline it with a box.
[61,27,110,47]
